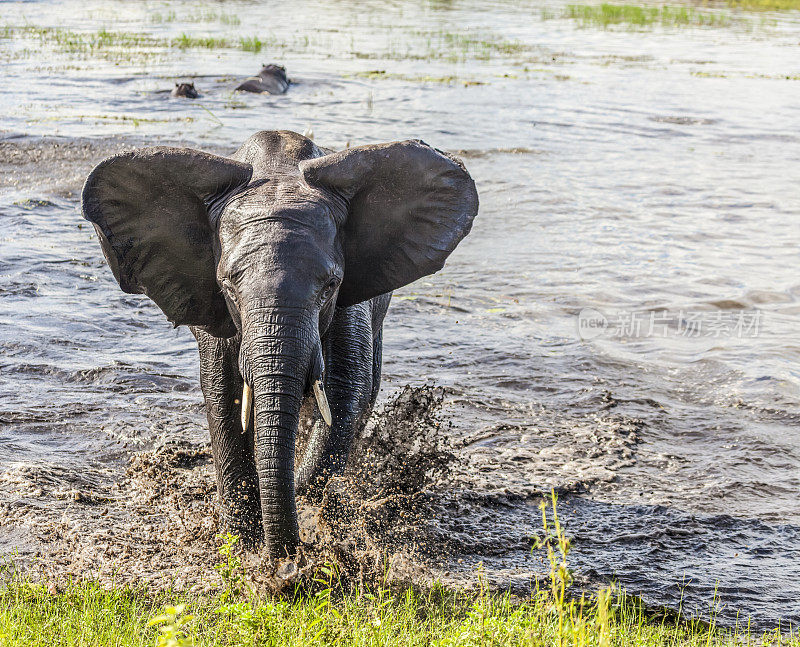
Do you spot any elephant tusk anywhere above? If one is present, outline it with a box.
[241,382,253,433]
[313,379,333,426]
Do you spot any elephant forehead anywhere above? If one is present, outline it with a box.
[231,175,332,208]
[221,191,336,231]
[229,174,340,221]
[217,191,341,272]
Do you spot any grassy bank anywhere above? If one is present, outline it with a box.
[1,576,796,646]
[0,497,795,646]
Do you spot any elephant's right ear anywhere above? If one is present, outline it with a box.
[82,147,252,337]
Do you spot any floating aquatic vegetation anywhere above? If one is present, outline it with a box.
[5,26,160,51]
[151,9,241,25]
[0,24,289,59]
[171,33,229,49]
[724,0,800,10]
[347,70,488,85]
[26,114,195,127]
[563,4,732,28]
[691,69,800,79]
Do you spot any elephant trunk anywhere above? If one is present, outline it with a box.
[241,307,316,559]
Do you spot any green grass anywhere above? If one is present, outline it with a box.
[237,34,284,53]
[151,9,241,24]
[0,496,797,646]
[6,579,797,647]
[239,36,264,53]
[4,26,163,53]
[171,33,230,50]
[0,25,286,56]
[398,29,533,63]
[564,4,731,28]
[149,10,177,23]
[724,0,800,10]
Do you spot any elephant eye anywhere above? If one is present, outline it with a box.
[320,278,339,303]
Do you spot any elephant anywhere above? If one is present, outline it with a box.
[171,82,199,99]
[235,64,290,94]
[81,130,478,559]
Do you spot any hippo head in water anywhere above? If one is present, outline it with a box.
[235,64,289,95]
[171,82,199,99]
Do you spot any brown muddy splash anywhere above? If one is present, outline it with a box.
[0,439,222,591]
[0,386,457,594]
[287,385,456,590]
[209,384,462,594]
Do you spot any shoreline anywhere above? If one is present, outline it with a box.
[1,571,795,646]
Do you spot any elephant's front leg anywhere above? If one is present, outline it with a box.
[192,327,263,548]
[295,302,377,497]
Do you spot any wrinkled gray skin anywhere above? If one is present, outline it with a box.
[82,130,478,559]
[171,82,199,99]
[235,64,289,94]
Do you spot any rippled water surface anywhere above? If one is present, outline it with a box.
[2,0,800,629]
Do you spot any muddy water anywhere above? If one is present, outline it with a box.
[2,0,800,629]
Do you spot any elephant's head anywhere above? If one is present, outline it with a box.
[82,130,478,557]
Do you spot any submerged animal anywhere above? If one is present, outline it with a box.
[81,130,478,559]
[235,64,290,94]
[171,82,199,99]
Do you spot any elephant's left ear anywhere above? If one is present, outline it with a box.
[82,147,252,336]
[300,140,478,307]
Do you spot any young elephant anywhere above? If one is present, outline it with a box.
[235,64,290,94]
[81,130,478,559]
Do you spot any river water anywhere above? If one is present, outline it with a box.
[1,0,799,629]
